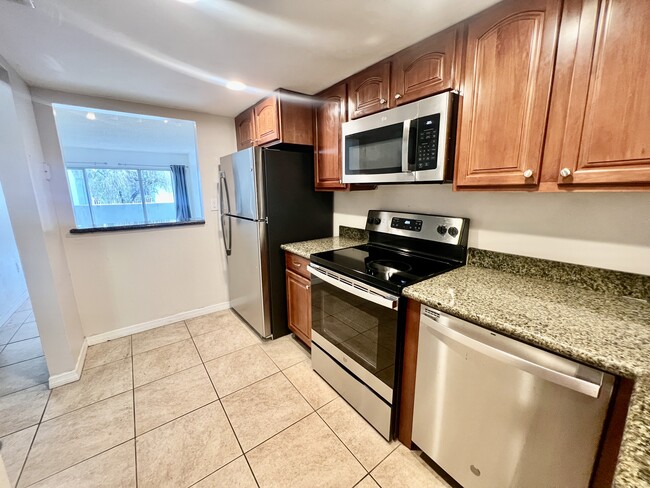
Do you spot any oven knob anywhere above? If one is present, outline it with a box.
[436,225,447,235]
[373,218,381,225]
[448,226,459,237]
[367,217,374,225]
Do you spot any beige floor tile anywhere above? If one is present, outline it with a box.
[9,322,39,343]
[193,324,259,362]
[136,402,241,488]
[132,338,201,387]
[84,337,131,370]
[0,384,49,438]
[131,321,190,355]
[283,360,338,409]
[27,440,136,488]
[4,311,31,327]
[19,391,134,487]
[186,310,243,337]
[134,365,217,435]
[0,337,43,367]
[221,372,312,452]
[355,476,380,488]
[370,445,452,488]
[247,413,366,488]
[15,300,31,313]
[0,356,49,397]
[0,323,21,346]
[44,358,133,421]
[260,335,310,370]
[193,456,257,488]
[0,426,37,487]
[204,345,278,397]
[318,397,397,471]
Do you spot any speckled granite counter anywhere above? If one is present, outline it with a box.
[280,226,368,260]
[403,251,650,488]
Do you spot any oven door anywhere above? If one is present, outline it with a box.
[307,264,400,403]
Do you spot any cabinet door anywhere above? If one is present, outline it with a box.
[455,0,562,188]
[254,95,280,145]
[348,61,391,119]
[555,0,650,186]
[314,83,348,190]
[234,108,256,150]
[286,270,311,346]
[391,25,462,106]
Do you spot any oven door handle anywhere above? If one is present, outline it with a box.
[308,265,399,310]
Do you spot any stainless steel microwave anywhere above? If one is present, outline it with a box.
[342,91,457,184]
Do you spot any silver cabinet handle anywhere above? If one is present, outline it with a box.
[294,263,301,268]
[420,311,604,398]
[379,98,387,104]
[394,93,402,99]
[560,168,572,177]
[523,169,533,178]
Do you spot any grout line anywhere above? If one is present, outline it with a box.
[0,378,49,401]
[131,334,138,488]
[15,385,52,486]
[0,353,45,371]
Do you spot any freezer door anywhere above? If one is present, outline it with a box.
[219,148,264,220]
[226,216,272,338]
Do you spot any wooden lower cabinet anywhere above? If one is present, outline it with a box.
[285,252,311,346]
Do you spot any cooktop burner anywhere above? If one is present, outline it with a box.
[311,244,458,294]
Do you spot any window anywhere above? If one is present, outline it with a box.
[53,104,204,230]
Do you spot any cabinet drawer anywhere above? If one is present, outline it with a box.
[285,252,310,279]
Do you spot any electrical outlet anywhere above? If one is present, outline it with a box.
[210,198,219,211]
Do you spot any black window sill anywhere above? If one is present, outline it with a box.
[69,219,206,234]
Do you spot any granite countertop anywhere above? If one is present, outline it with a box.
[403,251,650,488]
[280,226,368,260]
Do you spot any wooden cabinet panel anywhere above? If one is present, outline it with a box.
[286,269,311,346]
[391,25,463,106]
[348,61,391,119]
[455,0,562,188]
[285,251,310,279]
[314,83,348,190]
[254,95,280,146]
[234,108,256,150]
[554,0,650,186]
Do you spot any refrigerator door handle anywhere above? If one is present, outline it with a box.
[219,172,232,256]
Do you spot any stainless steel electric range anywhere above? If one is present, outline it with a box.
[308,210,469,440]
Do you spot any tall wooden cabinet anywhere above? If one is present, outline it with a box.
[455,0,562,188]
[546,0,650,187]
[314,83,348,190]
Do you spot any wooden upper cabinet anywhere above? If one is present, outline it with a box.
[234,108,256,150]
[551,0,650,186]
[391,25,463,106]
[455,0,562,188]
[314,83,348,190]
[348,61,391,119]
[254,95,280,146]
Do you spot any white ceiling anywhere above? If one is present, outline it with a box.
[0,0,501,117]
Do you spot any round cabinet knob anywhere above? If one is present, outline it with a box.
[560,168,572,178]
[379,98,387,104]
[523,169,533,178]
[394,93,402,99]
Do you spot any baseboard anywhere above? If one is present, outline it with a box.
[0,290,29,327]
[86,301,231,346]
[48,338,88,388]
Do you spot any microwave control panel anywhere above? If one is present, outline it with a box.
[415,114,440,170]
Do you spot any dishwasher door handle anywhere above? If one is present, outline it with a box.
[421,313,604,398]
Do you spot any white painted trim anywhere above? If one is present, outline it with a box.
[48,338,88,388]
[86,301,231,346]
[0,290,29,328]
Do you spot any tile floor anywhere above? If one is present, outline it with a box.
[0,308,453,488]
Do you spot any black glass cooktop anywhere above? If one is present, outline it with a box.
[310,244,459,294]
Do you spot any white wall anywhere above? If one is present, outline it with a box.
[31,88,236,337]
[334,185,650,275]
[0,59,85,377]
[0,181,27,323]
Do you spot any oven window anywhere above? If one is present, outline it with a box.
[312,281,398,389]
[345,123,403,175]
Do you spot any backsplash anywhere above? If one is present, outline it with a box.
[468,248,650,301]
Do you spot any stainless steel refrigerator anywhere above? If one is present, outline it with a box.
[219,147,333,339]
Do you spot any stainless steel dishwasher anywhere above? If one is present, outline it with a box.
[412,307,615,488]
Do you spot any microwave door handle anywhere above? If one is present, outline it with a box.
[401,120,411,173]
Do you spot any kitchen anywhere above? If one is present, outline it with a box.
[0,0,648,487]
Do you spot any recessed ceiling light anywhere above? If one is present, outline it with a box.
[86,112,96,120]
[176,0,199,3]
[226,81,246,91]
[163,119,169,124]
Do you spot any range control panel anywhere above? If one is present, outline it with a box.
[391,217,422,232]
